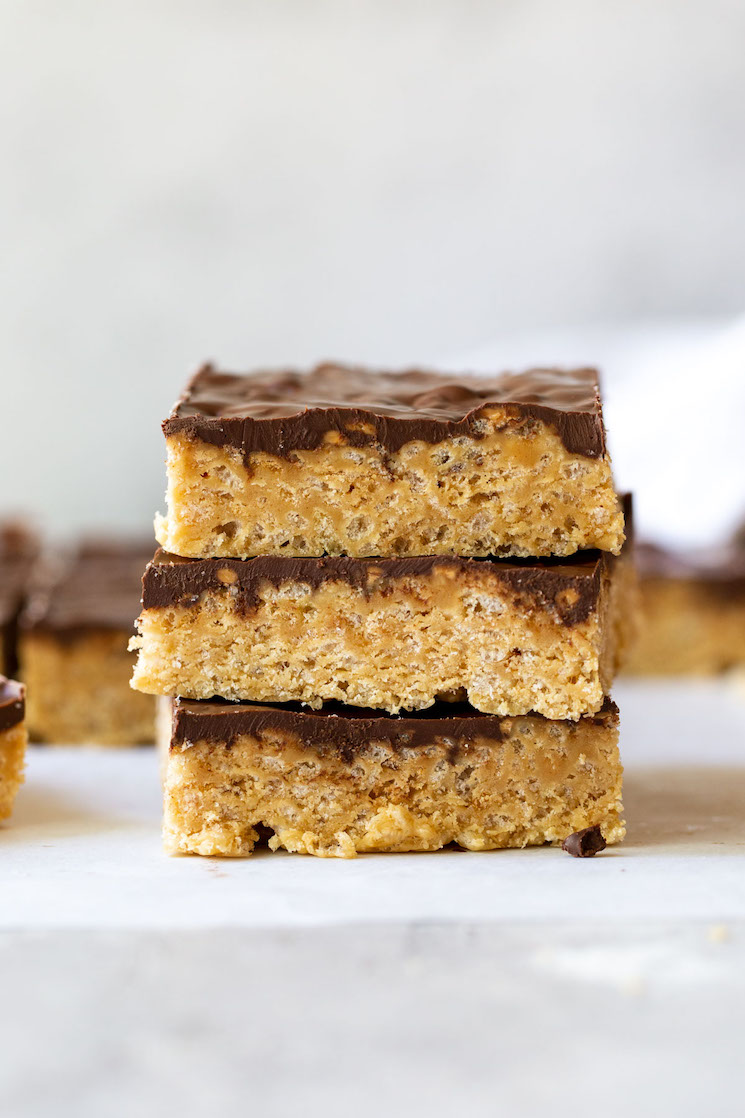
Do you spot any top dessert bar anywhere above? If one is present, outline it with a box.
[156,364,625,559]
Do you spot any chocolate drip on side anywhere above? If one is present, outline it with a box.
[172,697,619,762]
[0,677,25,732]
[163,364,607,460]
[142,549,613,628]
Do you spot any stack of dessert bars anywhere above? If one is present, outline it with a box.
[132,364,634,858]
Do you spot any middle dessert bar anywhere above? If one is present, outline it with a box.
[132,540,634,719]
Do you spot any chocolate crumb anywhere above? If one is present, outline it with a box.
[562,825,607,858]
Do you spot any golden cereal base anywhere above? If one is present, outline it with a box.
[156,419,624,560]
[22,631,156,745]
[0,721,26,820]
[132,557,633,719]
[163,709,625,858]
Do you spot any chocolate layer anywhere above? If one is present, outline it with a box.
[143,546,620,628]
[0,523,39,675]
[22,548,152,637]
[0,521,39,561]
[171,696,619,761]
[0,677,24,733]
[636,542,745,591]
[163,364,607,461]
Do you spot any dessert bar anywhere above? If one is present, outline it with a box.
[626,542,745,675]
[156,364,625,560]
[21,546,156,744]
[162,697,625,857]
[132,539,635,719]
[0,677,26,819]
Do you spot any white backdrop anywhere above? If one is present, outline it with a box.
[2,0,745,535]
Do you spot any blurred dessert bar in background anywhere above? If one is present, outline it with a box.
[156,364,626,560]
[625,541,745,675]
[163,697,624,858]
[0,521,40,676]
[20,542,156,745]
[0,676,26,820]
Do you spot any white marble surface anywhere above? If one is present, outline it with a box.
[1,681,743,1114]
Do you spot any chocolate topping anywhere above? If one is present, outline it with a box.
[561,825,607,858]
[171,696,619,762]
[143,547,618,628]
[0,676,25,733]
[0,521,39,560]
[22,548,152,636]
[164,364,607,461]
[636,541,745,587]
[0,556,31,629]
[0,524,39,675]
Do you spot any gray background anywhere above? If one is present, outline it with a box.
[2,0,744,533]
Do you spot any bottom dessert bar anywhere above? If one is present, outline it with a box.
[0,677,26,820]
[163,698,624,858]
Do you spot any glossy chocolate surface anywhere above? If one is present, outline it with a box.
[171,696,618,760]
[143,546,619,628]
[164,364,607,459]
